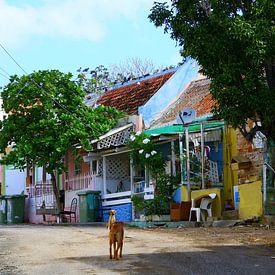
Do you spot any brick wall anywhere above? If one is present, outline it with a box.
[236,128,263,184]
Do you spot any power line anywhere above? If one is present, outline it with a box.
[0,71,9,80]
[0,43,28,75]
[0,42,96,132]
[0,67,10,77]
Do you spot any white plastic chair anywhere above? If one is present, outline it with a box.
[189,199,201,222]
[200,193,217,221]
[189,193,217,222]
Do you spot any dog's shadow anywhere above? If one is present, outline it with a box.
[63,254,142,273]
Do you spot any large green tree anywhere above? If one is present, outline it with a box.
[149,0,275,143]
[0,70,123,210]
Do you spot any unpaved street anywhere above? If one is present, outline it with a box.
[0,225,275,274]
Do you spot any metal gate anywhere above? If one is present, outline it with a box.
[35,182,58,215]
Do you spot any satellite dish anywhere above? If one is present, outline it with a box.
[176,108,196,125]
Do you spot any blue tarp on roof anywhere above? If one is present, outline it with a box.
[138,58,199,128]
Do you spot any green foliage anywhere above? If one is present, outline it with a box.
[128,132,165,177]
[149,0,275,142]
[132,173,181,216]
[0,70,123,174]
[129,132,181,216]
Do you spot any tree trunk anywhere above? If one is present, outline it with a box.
[51,172,62,214]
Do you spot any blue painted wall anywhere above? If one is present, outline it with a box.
[206,141,223,179]
[102,203,132,222]
[139,58,199,128]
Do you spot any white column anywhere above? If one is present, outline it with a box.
[103,156,107,196]
[201,123,205,189]
[130,157,134,194]
[171,140,176,176]
[179,133,185,185]
[186,128,191,200]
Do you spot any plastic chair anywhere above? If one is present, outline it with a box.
[189,193,217,222]
[200,193,217,221]
[189,199,201,222]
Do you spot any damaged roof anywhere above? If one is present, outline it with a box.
[97,70,176,115]
[151,78,216,127]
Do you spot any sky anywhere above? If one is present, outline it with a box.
[0,0,182,88]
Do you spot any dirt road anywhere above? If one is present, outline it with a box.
[0,225,275,274]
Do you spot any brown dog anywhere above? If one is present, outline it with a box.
[107,210,124,260]
[106,209,116,230]
[109,222,124,260]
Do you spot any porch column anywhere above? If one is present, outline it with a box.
[179,133,185,185]
[103,156,107,196]
[171,140,176,176]
[201,123,205,189]
[185,128,191,201]
[130,157,134,194]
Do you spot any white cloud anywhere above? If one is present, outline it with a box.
[0,0,159,49]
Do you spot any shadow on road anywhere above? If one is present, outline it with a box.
[64,244,275,274]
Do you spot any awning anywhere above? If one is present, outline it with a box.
[91,123,134,150]
[145,121,224,136]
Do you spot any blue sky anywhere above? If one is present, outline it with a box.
[0,0,182,87]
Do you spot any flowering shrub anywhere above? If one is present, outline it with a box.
[128,131,181,216]
[128,132,165,177]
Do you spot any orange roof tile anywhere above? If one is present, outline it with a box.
[152,78,216,126]
[97,71,175,115]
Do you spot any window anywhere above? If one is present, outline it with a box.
[74,159,81,175]
[92,160,98,175]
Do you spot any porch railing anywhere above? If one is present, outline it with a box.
[64,173,93,191]
[102,191,132,207]
[133,180,155,199]
[25,185,35,198]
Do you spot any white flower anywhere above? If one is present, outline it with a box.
[142,138,150,144]
[145,153,150,159]
[151,150,157,156]
[130,135,136,141]
[136,131,142,136]
[139,149,144,154]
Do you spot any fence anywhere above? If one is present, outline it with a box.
[263,162,275,215]
[64,173,93,191]
[34,181,57,214]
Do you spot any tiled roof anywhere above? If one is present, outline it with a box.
[151,78,216,127]
[97,71,175,115]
